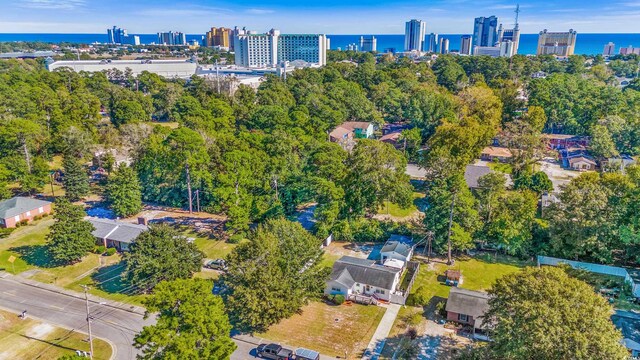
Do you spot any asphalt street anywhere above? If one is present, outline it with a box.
[0,275,274,360]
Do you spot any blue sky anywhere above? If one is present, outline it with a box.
[1,0,639,34]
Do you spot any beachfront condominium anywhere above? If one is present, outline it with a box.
[537,29,577,56]
[404,19,426,51]
[107,26,127,44]
[439,38,450,54]
[603,42,616,56]
[427,33,439,53]
[460,35,472,55]
[206,27,231,48]
[158,31,187,46]
[473,16,498,48]
[234,28,328,67]
[360,36,377,52]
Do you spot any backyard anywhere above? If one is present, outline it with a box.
[0,309,112,360]
[258,301,386,359]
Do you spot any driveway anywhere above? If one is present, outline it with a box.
[537,158,580,192]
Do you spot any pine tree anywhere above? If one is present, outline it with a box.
[47,198,95,264]
[62,155,89,201]
[106,164,142,217]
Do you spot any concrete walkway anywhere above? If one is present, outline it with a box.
[362,303,401,360]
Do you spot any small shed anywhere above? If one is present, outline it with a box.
[445,269,463,286]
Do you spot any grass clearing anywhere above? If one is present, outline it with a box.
[377,192,426,218]
[0,218,54,274]
[259,301,386,359]
[487,162,513,174]
[0,309,112,360]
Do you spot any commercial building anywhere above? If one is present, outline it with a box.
[427,33,439,53]
[497,25,520,56]
[537,29,578,56]
[439,38,450,54]
[473,16,499,48]
[47,59,198,78]
[460,35,472,55]
[345,43,359,51]
[107,26,127,44]
[360,36,377,52]
[404,19,426,52]
[206,27,231,48]
[157,31,187,46]
[234,28,328,67]
[619,45,640,55]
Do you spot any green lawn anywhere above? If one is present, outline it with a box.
[487,161,513,174]
[259,301,386,359]
[377,192,426,218]
[0,218,54,274]
[0,309,112,360]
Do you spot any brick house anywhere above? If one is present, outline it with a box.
[446,287,491,340]
[0,197,52,228]
[88,217,148,251]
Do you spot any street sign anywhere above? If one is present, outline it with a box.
[7,256,15,263]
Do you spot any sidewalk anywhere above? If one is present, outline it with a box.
[362,303,401,360]
[0,271,146,315]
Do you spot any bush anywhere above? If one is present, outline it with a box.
[94,245,106,254]
[41,212,49,218]
[332,294,345,305]
[0,228,14,238]
[18,219,29,226]
[406,286,429,306]
[32,215,42,221]
[228,233,245,244]
[105,247,117,256]
[435,301,447,317]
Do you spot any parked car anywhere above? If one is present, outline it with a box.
[204,259,227,271]
[256,343,293,360]
[294,348,320,360]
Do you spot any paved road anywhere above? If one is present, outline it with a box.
[0,275,153,360]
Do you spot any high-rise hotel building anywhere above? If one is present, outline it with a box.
[234,28,328,67]
[537,29,577,56]
[404,19,426,52]
[473,16,499,48]
[206,27,231,48]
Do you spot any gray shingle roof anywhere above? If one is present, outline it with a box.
[464,165,492,188]
[381,240,412,258]
[446,287,490,318]
[330,256,400,291]
[0,197,51,219]
[88,218,147,244]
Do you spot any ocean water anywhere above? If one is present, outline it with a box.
[0,33,639,55]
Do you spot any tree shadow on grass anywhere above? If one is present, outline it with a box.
[9,244,59,268]
[91,263,133,295]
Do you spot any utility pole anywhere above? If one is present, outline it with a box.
[185,164,193,214]
[446,193,456,265]
[272,175,279,202]
[82,286,94,360]
[195,189,200,212]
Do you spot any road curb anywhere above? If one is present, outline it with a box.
[0,271,146,316]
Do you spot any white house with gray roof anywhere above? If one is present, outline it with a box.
[380,235,414,267]
[325,256,402,303]
[88,218,147,251]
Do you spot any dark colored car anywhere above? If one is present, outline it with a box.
[204,259,227,271]
[256,343,293,360]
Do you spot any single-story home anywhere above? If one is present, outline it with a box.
[88,217,147,251]
[480,147,512,163]
[325,256,402,303]
[446,287,491,340]
[380,235,414,266]
[603,155,636,173]
[568,155,597,171]
[0,197,52,228]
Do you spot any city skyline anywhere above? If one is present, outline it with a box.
[2,0,640,34]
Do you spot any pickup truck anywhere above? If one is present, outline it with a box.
[256,343,293,360]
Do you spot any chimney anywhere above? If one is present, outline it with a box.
[138,217,148,226]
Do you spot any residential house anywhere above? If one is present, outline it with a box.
[379,131,402,148]
[329,122,374,142]
[325,256,402,303]
[568,155,597,171]
[542,134,590,150]
[88,217,148,251]
[480,147,512,163]
[0,197,52,228]
[464,165,492,189]
[603,155,636,173]
[380,234,414,268]
[446,287,491,340]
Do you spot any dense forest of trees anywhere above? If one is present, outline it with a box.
[1,52,640,266]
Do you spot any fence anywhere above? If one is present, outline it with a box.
[390,261,420,305]
[537,255,640,297]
